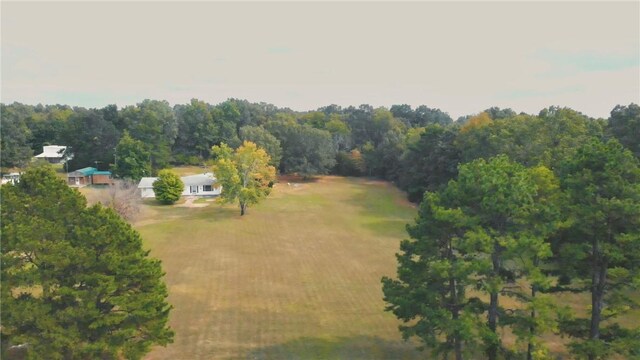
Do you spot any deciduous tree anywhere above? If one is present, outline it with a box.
[268,123,336,177]
[607,103,640,157]
[63,107,120,171]
[398,125,460,202]
[212,141,276,216]
[0,103,34,169]
[239,125,282,168]
[112,131,151,181]
[120,99,177,170]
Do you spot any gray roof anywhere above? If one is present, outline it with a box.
[138,177,158,188]
[137,173,217,188]
[181,173,217,187]
[34,145,67,158]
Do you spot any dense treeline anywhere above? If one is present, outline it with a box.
[2,99,637,190]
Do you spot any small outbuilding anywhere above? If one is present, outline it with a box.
[34,145,70,164]
[68,167,113,187]
[138,172,222,198]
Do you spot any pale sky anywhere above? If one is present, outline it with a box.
[2,1,639,119]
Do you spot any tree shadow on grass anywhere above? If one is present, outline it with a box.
[246,335,422,360]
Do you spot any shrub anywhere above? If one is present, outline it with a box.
[153,170,184,204]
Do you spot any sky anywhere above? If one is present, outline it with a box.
[2,1,639,119]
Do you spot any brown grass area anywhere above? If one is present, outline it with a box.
[134,176,637,359]
[139,176,421,359]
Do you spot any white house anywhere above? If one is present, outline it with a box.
[138,172,222,198]
[34,145,70,164]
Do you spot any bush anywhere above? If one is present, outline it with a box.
[153,170,184,204]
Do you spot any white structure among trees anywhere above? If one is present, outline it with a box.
[34,145,70,164]
[138,173,221,198]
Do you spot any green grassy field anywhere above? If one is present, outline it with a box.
[138,176,422,359]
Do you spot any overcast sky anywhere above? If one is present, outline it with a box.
[2,1,639,119]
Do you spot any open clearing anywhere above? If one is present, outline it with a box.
[139,176,422,359]
[132,174,638,359]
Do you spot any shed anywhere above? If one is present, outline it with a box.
[67,167,113,187]
[92,171,114,185]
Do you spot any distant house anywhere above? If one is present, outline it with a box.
[34,145,70,164]
[138,172,222,198]
[67,167,113,187]
[1,173,21,185]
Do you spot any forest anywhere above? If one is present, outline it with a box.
[2,100,637,199]
[1,99,639,360]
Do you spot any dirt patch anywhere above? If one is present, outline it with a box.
[177,196,210,208]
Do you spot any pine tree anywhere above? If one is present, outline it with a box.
[382,192,483,360]
[557,139,640,360]
[384,156,559,360]
[112,130,151,181]
[1,164,174,359]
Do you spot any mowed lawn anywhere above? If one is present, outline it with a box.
[138,176,423,360]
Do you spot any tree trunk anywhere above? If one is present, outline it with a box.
[589,266,607,360]
[488,291,498,360]
[240,202,246,216]
[527,285,536,360]
[448,239,464,360]
[527,256,539,360]
[454,322,463,360]
[450,278,463,360]
[588,234,607,360]
[487,244,500,360]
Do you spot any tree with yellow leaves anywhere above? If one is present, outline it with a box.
[211,141,276,216]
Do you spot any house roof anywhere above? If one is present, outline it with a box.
[182,173,217,187]
[138,177,158,188]
[73,167,98,176]
[137,173,217,188]
[34,145,67,158]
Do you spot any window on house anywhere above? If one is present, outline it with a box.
[203,185,212,192]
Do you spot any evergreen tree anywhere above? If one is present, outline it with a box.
[382,192,483,360]
[384,156,558,360]
[1,164,173,359]
[239,125,282,168]
[448,156,555,360]
[557,139,640,360]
